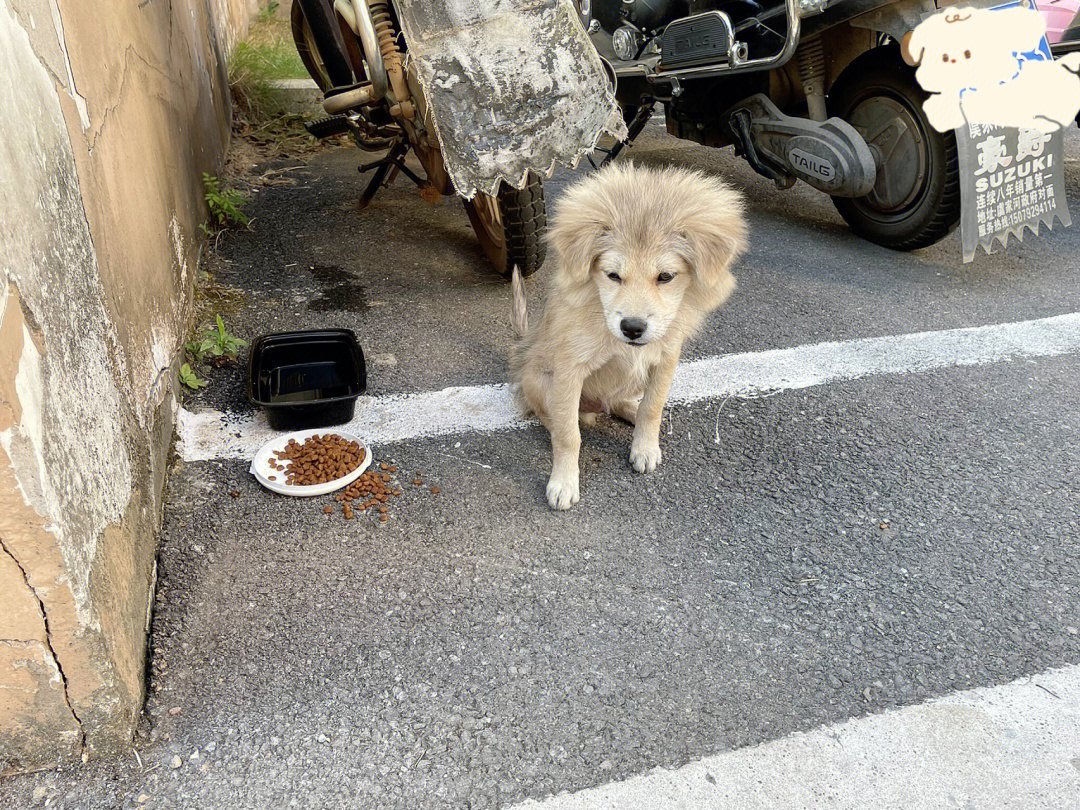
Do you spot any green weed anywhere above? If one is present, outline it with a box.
[179,363,207,390]
[256,2,280,24]
[187,314,248,363]
[229,7,309,123]
[203,174,249,229]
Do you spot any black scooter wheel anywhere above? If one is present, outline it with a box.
[828,46,961,251]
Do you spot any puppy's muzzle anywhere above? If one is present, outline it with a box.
[620,317,647,342]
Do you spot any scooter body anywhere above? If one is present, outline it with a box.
[583,0,1003,249]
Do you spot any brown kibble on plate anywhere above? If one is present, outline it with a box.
[323,505,333,514]
[272,434,365,486]
[378,514,388,522]
[413,479,422,486]
[380,463,388,470]
[388,466,397,473]
[229,491,239,498]
[378,505,387,514]
[430,486,440,495]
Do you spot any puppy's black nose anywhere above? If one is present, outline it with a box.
[620,317,647,341]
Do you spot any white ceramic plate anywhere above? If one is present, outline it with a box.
[249,429,371,497]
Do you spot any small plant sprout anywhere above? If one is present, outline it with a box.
[188,314,248,366]
[202,174,249,229]
[209,314,247,356]
[179,363,207,390]
[184,338,205,361]
[256,2,280,24]
[186,315,247,368]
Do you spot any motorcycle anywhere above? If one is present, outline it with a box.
[293,0,1073,262]
[578,0,964,250]
[288,0,623,279]
[582,0,1080,251]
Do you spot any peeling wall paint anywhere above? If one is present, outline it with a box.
[46,0,88,129]
[1,0,134,625]
[0,0,260,775]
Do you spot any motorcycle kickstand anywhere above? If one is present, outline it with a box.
[589,102,655,170]
[358,139,427,208]
[728,109,791,188]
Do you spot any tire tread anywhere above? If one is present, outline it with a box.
[498,176,547,277]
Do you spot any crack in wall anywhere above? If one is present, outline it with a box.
[85,43,186,154]
[46,0,89,129]
[0,535,85,749]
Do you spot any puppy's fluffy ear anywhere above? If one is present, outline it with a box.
[549,174,612,286]
[681,184,747,309]
[549,215,606,286]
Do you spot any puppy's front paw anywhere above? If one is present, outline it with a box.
[546,475,580,510]
[629,440,662,473]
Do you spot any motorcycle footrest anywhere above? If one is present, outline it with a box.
[306,116,352,139]
[660,12,734,69]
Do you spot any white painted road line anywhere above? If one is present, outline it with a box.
[178,311,1080,462]
[509,664,1080,810]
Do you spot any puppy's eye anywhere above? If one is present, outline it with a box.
[657,272,675,284]
[607,272,622,283]
[964,49,971,59]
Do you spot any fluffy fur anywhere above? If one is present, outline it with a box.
[511,162,747,510]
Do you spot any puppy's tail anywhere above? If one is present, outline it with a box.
[510,264,528,337]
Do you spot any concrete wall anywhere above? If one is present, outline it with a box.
[0,0,259,775]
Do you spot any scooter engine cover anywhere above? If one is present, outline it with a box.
[733,94,876,197]
[393,0,627,200]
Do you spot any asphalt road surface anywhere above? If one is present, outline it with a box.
[4,122,1080,809]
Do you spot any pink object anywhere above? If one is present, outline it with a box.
[1035,0,1080,44]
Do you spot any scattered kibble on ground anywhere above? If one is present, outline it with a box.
[316,461,438,522]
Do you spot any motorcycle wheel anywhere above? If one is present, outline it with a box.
[291,0,333,92]
[463,174,547,278]
[828,47,960,251]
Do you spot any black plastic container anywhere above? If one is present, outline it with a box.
[248,330,366,430]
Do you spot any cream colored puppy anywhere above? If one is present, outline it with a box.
[907,5,1080,133]
[511,162,746,510]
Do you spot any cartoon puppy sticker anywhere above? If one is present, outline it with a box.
[904,5,1080,133]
